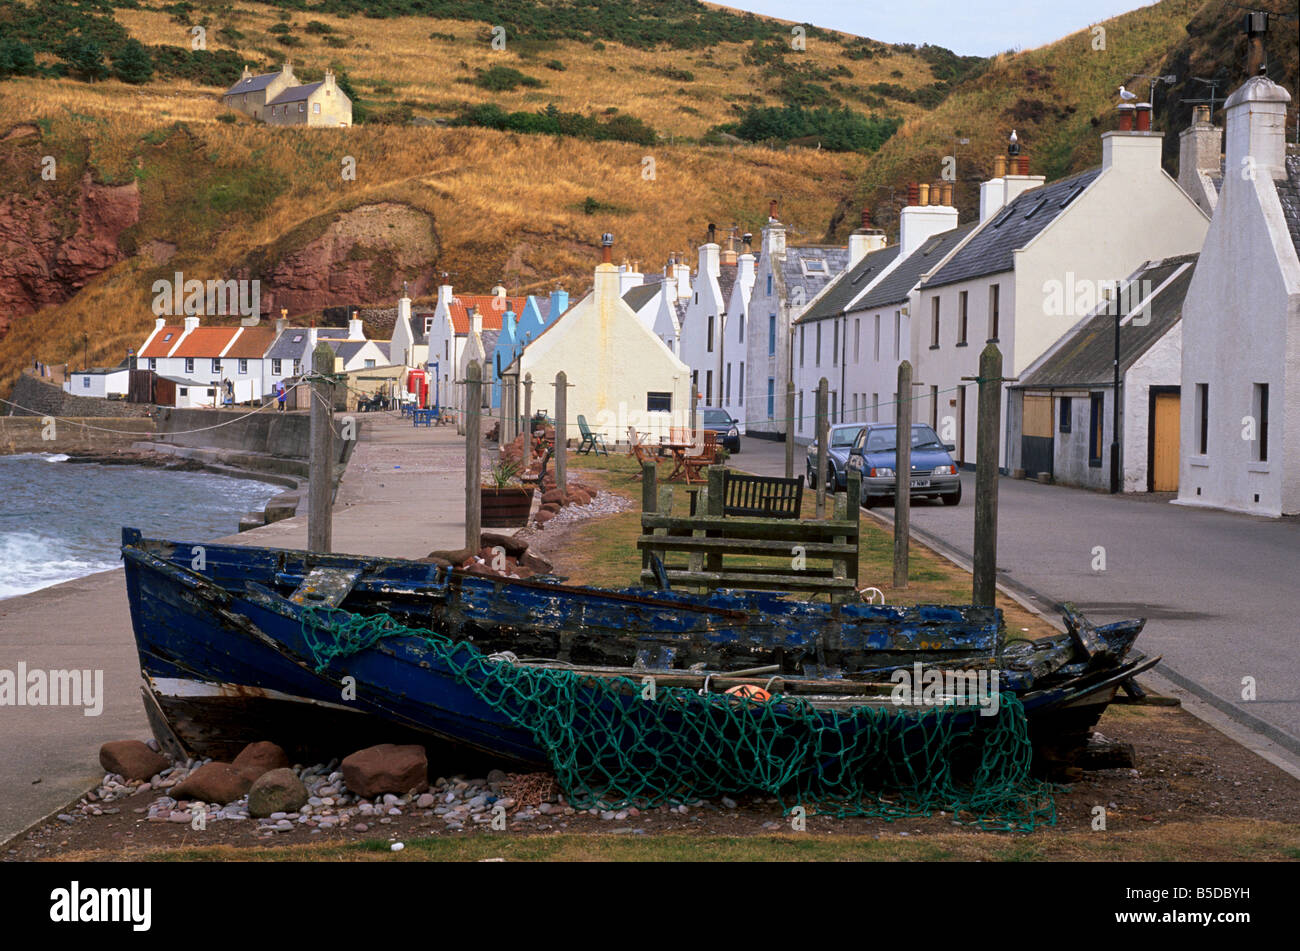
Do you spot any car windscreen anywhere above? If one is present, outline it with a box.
[701,410,731,425]
[863,426,945,452]
[830,427,861,447]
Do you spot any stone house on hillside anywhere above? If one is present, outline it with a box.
[222,63,352,127]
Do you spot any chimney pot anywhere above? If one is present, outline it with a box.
[707,222,717,243]
[907,182,920,205]
[1135,102,1152,132]
[1193,104,1211,124]
[941,182,953,206]
[768,199,779,221]
[993,155,1007,178]
[1017,154,1030,175]
[1117,102,1135,131]
[742,232,753,252]
[600,232,614,265]
[918,183,930,206]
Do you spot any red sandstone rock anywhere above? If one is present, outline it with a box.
[341,744,428,798]
[98,740,169,782]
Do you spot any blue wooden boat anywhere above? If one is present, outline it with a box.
[121,528,1158,774]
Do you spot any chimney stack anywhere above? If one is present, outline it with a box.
[348,309,364,340]
[600,232,614,265]
[1135,102,1152,132]
[1117,102,1135,131]
[1243,11,1268,77]
[848,206,887,265]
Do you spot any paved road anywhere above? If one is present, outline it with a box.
[736,434,1300,752]
[0,415,471,844]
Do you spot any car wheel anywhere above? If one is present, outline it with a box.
[942,483,962,506]
[731,442,740,454]
[862,493,877,509]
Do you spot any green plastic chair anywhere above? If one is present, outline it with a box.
[576,414,609,456]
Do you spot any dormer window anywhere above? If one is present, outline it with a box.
[802,259,826,276]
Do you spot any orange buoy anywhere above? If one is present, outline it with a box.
[725,684,771,702]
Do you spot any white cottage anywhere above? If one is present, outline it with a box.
[508,236,691,442]
[1177,74,1300,517]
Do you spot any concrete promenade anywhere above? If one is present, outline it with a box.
[0,414,470,844]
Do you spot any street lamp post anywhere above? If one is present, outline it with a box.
[82,332,88,372]
[1110,309,1121,494]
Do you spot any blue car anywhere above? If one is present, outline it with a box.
[804,423,867,491]
[846,423,962,508]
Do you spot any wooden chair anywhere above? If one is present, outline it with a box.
[680,431,718,484]
[627,427,659,479]
[576,414,609,456]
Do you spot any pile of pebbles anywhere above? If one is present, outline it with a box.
[74,739,750,836]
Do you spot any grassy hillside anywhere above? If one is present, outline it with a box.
[840,0,1213,237]
[0,76,864,394]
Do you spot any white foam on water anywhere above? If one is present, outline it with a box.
[0,531,118,599]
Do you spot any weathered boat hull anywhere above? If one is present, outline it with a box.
[121,529,1158,772]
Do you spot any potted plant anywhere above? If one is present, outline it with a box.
[480,458,534,527]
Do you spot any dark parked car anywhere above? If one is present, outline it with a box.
[846,423,962,507]
[699,408,741,453]
[805,423,867,490]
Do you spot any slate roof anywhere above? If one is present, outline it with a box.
[923,168,1100,290]
[853,225,976,311]
[327,340,368,363]
[622,283,661,312]
[268,81,325,105]
[718,263,738,310]
[224,71,280,96]
[796,244,901,325]
[373,341,391,362]
[779,246,850,304]
[266,329,314,361]
[1276,153,1300,262]
[1017,254,1197,388]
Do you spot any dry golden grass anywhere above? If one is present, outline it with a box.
[0,73,863,393]
[114,2,937,139]
[850,0,1203,230]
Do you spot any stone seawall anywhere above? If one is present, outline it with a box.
[0,416,156,454]
[154,407,355,466]
[7,373,154,418]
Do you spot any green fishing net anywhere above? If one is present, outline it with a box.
[301,606,1056,830]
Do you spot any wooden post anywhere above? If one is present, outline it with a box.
[554,370,567,493]
[464,361,482,552]
[784,380,795,479]
[522,372,533,462]
[846,469,861,587]
[641,460,657,574]
[893,360,912,589]
[308,341,335,553]
[815,377,829,518]
[973,343,1002,606]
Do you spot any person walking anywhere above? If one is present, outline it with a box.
[275,381,286,412]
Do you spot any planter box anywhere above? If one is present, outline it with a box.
[481,487,535,527]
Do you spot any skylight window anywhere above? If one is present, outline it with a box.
[162,333,173,341]
[1023,198,1048,220]
[920,236,943,255]
[803,260,826,273]
[1059,184,1085,209]
[293,334,304,342]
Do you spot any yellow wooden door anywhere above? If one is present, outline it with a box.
[1152,392,1180,491]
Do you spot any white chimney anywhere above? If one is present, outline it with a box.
[618,264,644,296]
[1101,126,1163,174]
[398,294,412,330]
[761,219,786,258]
[737,250,756,287]
[154,317,166,331]
[471,306,483,336]
[308,327,318,348]
[1223,75,1291,181]
[899,204,959,257]
[348,312,364,340]
[436,275,452,308]
[848,209,886,266]
[979,176,1007,223]
[183,315,200,333]
[699,242,720,279]
[674,259,691,299]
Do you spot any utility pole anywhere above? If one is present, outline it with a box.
[893,360,912,589]
[972,344,1003,606]
[308,341,336,553]
[784,381,795,479]
[815,377,829,518]
[1110,309,1121,494]
[464,361,482,552]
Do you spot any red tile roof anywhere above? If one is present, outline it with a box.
[139,326,185,358]
[448,295,526,334]
[223,326,278,359]
[171,327,242,358]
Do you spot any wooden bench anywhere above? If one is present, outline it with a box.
[721,470,804,519]
[636,463,860,602]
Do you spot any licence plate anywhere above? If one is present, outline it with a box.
[910,479,931,488]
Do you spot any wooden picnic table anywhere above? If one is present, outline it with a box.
[661,440,700,483]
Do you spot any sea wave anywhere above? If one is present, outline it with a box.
[0,531,118,599]
[1,452,70,463]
